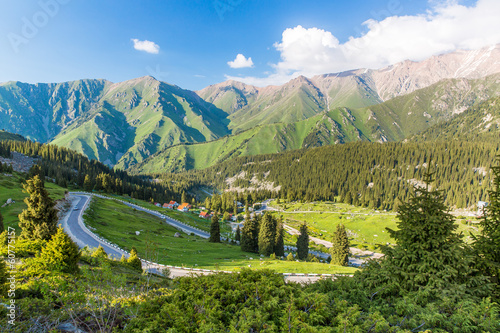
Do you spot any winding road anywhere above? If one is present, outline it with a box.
[61,193,352,282]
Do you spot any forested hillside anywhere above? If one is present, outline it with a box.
[0,140,193,203]
[160,140,498,210]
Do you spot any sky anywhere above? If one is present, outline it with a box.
[0,0,499,90]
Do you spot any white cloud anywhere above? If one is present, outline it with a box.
[227,54,254,68]
[131,38,160,54]
[226,0,500,86]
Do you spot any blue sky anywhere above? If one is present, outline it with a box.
[0,0,498,90]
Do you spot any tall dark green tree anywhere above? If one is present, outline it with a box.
[330,223,349,266]
[235,225,241,242]
[274,216,285,257]
[241,206,257,253]
[19,175,58,241]
[258,213,277,256]
[364,172,491,300]
[296,223,309,260]
[209,214,221,243]
[473,161,500,298]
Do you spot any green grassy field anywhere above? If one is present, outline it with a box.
[0,172,68,231]
[271,200,480,251]
[83,197,357,274]
[104,194,233,234]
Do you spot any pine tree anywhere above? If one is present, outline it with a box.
[19,175,58,241]
[369,172,491,299]
[258,213,276,256]
[473,161,500,298]
[181,191,188,204]
[241,207,257,253]
[209,214,221,243]
[39,226,80,273]
[83,174,92,191]
[235,225,241,242]
[296,223,309,260]
[330,223,349,266]
[128,247,142,271]
[274,216,285,257]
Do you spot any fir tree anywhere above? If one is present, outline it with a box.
[330,223,349,266]
[235,225,241,242]
[39,226,80,273]
[19,175,58,241]
[241,207,257,253]
[274,216,285,257]
[258,213,276,256]
[209,214,221,243]
[83,174,92,192]
[128,247,142,271]
[473,161,500,298]
[296,223,309,260]
[367,172,491,300]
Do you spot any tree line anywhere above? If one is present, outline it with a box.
[163,140,498,211]
[0,140,193,203]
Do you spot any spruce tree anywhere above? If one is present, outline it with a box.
[258,213,276,256]
[274,216,285,257]
[19,175,58,241]
[241,207,257,253]
[296,223,309,260]
[473,161,500,298]
[235,225,241,242]
[83,174,92,192]
[209,214,221,243]
[39,226,80,273]
[370,172,491,299]
[330,223,349,266]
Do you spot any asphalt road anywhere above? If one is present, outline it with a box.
[62,195,126,260]
[61,194,340,282]
[120,202,210,238]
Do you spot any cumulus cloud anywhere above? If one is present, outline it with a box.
[228,54,254,68]
[226,0,500,86]
[131,38,160,54]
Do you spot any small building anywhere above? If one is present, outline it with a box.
[154,203,161,207]
[169,201,179,208]
[199,211,210,219]
[163,203,174,209]
[178,203,191,212]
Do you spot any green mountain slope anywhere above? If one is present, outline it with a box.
[411,96,500,142]
[0,79,109,142]
[0,130,26,142]
[129,107,387,173]
[361,73,500,141]
[130,74,500,174]
[1,77,230,168]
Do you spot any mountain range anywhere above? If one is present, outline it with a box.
[1,44,499,172]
